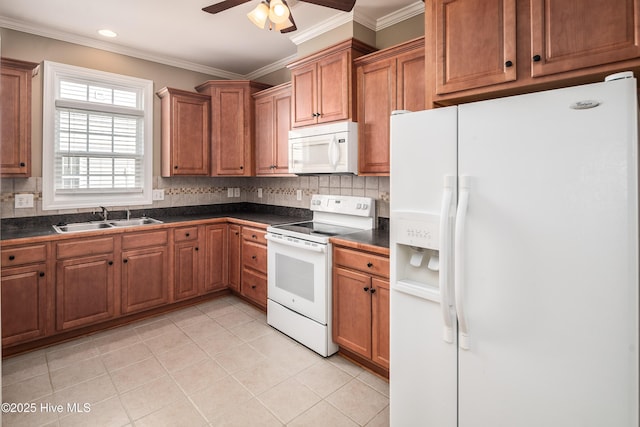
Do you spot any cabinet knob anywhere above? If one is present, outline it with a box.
[252,235,257,239]
[505,60,513,68]
[367,262,373,268]
[174,166,179,169]
[363,287,369,292]
[123,259,128,263]
[8,255,15,261]
[370,288,376,294]
[533,54,542,62]
[235,231,239,236]
[195,247,199,251]
[239,166,244,170]
[252,255,257,260]
[108,261,113,265]
[186,233,190,237]
[251,285,256,289]
[20,162,26,167]
[39,272,45,277]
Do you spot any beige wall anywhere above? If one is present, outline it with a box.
[376,14,424,49]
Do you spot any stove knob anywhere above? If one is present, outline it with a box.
[356,203,362,209]
[362,204,369,210]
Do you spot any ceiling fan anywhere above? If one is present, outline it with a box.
[202,0,357,33]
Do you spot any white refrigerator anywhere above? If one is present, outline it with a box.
[390,74,639,426]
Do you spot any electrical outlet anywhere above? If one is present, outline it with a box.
[296,190,302,201]
[234,187,240,198]
[15,194,34,209]
[257,188,262,198]
[227,188,234,198]
[152,189,165,201]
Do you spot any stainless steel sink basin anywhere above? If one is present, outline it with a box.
[52,217,163,233]
[108,218,163,227]
[53,221,114,233]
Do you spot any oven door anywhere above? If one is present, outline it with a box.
[266,233,329,324]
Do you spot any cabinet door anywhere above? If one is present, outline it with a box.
[397,49,426,112]
[241,268,267,308]
[170,93,210,175]
[254,95,275,175]
[530,0,640,77]
[213,86,248,175]
[174,241,201,301]
[273,90,292,173]
[228,225,242,292]
[434,0,517,94]
[357,58,396,175]
[204,224,228,292]
[317,51,350,124]
[332,266,372,358]
[291,63,318,127]
[371,277,390,370]
[121,246,169,314]
[1,264,47,346]
[56,254,115,331]
[0,65,32,177]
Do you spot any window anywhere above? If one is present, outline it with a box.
[43,61,153,210]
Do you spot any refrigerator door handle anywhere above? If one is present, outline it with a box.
[455,176,471,350]
[440,175,455,343]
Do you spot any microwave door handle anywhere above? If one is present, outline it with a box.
[328,135,340,169]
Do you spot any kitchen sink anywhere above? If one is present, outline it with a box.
[52,221,114,233]
[52,217,163,233]
[108,217,163,227]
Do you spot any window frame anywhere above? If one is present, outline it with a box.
[42,61,154,210]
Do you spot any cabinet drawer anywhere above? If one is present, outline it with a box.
[1,244,48,267]
[242,241,267,274]
[242,268,267,307]
[242,227,267,245]
[56,237,115,259]
[122,230,169,250]
[333,247,389,278]
[174,226,199,242]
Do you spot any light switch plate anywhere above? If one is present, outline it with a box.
[227,188,234,198]
[257,188,262,198]
[152,189,165,201]
[296,190,302,201]
[15,194,34,209]
[234,188,240,198]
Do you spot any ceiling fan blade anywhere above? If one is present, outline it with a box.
[202,0,252,14]
[300,0,356,12]
[280,11,297,33]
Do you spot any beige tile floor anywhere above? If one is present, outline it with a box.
[1,296,389,426]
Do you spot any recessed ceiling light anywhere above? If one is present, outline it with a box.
[98,29,117,38]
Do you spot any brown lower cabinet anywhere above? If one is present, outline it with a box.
[121,230,170,314]
[55,237,117,331]
[332,244,390,371]
[240,226,268,309]
[173,226,201,301]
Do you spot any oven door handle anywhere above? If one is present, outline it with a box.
[265,233,326,253]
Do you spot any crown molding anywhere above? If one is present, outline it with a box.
[0,16,244,80]
[288,11,354,45]
[244,53,297,80]
[374,1,424,31]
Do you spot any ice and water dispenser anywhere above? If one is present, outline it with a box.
[393,211,442,300]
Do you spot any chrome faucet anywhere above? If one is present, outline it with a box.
[99,206,109,221]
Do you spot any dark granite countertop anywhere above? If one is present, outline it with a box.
[330,228,390,255]
[0,203,310,242]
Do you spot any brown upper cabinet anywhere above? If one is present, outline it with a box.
[196,80,271,176]
[355,38,425,175]
[1,58,38,177]
[253,83,293,176]
[157,87,211,176]
[288,39,376,128]
[426,0,640,105]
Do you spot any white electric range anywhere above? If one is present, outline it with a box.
[265,194,376,356]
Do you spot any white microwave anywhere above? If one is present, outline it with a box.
[288,121,358,174]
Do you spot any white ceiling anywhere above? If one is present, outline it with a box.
[0,0,423,79]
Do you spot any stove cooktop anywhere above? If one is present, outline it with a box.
[269,221,362,243]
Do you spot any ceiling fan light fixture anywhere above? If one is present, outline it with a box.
[247,2,269,29]
[269,0,290,24]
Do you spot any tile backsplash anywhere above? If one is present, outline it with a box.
[0,176,390,220]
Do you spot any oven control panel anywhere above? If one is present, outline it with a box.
[310,195,374,217]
